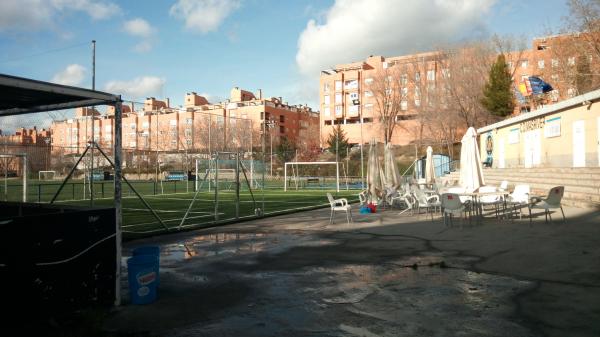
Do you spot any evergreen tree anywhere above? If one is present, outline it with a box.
[481,54,515,117]
[326,125,350,158]
[276,136,297,163]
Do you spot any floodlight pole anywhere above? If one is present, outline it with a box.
[113,100,122,307]
[91,40,96,206]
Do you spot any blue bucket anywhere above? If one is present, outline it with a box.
[127,255,159,305]
[132,246,160,287]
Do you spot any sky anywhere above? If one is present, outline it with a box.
[0,0,569,129]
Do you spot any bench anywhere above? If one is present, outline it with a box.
[306,178,320,184]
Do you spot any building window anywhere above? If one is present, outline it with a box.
[551,59,559,67]
[400,74,408,85]
[169,119,177,127]
[349,92,359,100]
[324,120,332,126]
[551,74,559,82]
[324,95,330,105]
[415,72,421,82]
[383,61,388,69]
[335,105,343,116]
[385,88,392,96]
[551,90,560,102]
[521,60,528,68]
[184,129,192,137]
[344,79,358,89]
[324,107,331,116]
[401,87,408,98]
[441,68,450,78]
[568,56,576,65]
[142,121,149,129]
[363,103,373,112]
[364,78,373,85]
[538,60,545,69]
[323,83,330,93]
[348,105,359,114]
[401,100,408,110]
[335,80,342,91]
[335,93,342,104]
[279,126,285,134]
[427,70,435,81]
[364,91,373,97]
[507,61,513,70]
[280,115,285,123]
[130,123,136,130]
[362,117,373,123]
[186,118,193,125]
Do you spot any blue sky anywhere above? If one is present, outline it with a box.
[0,0,569,114]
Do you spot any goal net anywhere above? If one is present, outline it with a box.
[39,170,56,180]
[284,161,340,192]
[0,153,27,202]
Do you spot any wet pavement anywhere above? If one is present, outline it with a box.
[104,206,600,337]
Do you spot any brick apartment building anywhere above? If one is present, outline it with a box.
[319,33,597,147]
[0,127,52,175]
[50,87,320,168]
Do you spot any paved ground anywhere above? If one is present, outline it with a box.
[100,205,600,337]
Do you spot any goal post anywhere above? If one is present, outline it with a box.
[39,170,56,180]
[0,153,27,202]
[284,161,339,192]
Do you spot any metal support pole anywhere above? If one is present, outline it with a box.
[22,155,27,202]
[214,154,219,222]
[113,100,122,307]
[284,163,287,191]
[50,145,91,204]
[91,40,96,207]
[336,162,340,192]
[261,120,265,216]
[235,152,240,219]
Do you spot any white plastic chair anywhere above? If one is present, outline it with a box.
[441,193,466,228]
[413,188,441,220]
[358,190,369,206]
[478,186,503,218]
[529,186,566,224]
[506,184,530,219]
[327,193,353,225]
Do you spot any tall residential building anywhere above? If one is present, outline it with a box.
[50,88,320,167]
[0,127,52,174]
[319,33,598,146]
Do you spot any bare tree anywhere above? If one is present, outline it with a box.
[367,66,403,144]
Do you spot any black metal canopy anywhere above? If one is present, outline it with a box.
[0,73,120,116]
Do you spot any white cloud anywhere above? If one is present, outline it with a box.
[105,76,166,99]
[123,18,154,38]
[296,0,496,76]
[134,40,153,53]
[170,0,241,34]
[0,0,120,32]
[51,64,86,86]
[123,18,155,52]
[51,0,120,20]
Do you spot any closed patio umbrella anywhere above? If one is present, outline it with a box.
[367,140,383,203]
[459,127,485,192]
[425,146,435,185]
[384,143,401,190]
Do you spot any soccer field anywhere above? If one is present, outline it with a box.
[64,189,359,237]
[0,178,360,238]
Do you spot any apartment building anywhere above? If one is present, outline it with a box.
[0,127,52,174]
[50,88,320,162]
[319,33,597,146]
[320,53,440,146]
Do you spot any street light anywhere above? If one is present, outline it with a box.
[265,118,276,176]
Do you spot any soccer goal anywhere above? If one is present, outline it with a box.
[39,170,56,180]
[0,153,27,202]
[284,161,340,192]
